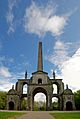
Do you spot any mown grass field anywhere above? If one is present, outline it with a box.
[50,112,80,119]
[0,111,26,119]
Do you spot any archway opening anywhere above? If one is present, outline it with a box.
[53,83,59,94]
[9,101,14,110]
[23,83,28,94]
[38,78,42,84]
[34,93,46,111]
[33,87,48,111]
[66,101,73,110]
[52,97,59,110]
[21,97,28,110]
[53,84,57,94]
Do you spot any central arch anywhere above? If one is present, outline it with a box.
[34,93,46,110]
[32,87,48,111]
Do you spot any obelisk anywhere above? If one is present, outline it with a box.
[37,42,43,71]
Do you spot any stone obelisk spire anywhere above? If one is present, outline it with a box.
[37,42,43,71]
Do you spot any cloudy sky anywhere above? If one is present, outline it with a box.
[0,0,80,95]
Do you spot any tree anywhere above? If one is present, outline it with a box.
[34,101,46,111]
[21,97,28,110]
[52,101,59,110]
[0,91,7,109]
[74,90,80,110]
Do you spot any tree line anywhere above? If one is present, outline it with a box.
[0,90,80,110]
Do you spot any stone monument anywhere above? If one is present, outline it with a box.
[7,42,75,111]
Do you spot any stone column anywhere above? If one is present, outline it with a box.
[47,94,51,110]
[27,94,31,110]
[30,93,33,111]
[59,96,63,110]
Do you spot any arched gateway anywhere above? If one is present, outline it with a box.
[7,42,75,111]
[32,87,48,110]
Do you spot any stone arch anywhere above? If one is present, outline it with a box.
[7,41,76,111]
[32,87,48,111]
[34,93,46,110]
[66,101,73,110]
[52,96,60,110]
[53,82,60,94]
[9,101,14,110]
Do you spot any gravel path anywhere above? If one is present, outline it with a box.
[16,111,54,119]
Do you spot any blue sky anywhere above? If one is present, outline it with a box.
[0,0,80,92]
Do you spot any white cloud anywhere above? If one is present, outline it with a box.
[0,66,14,91]
[0,56,25,91]
[24,2,68,37]
[0,66,25,92]
[0,80,14,92]
[46,40,80,66]
[0,66,11,78]
[46,40,80,91]
[34,93,46,102]
[46,40,70,66]
[6,0,19,34]
[61,48,80,91]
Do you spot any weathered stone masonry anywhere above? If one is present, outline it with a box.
[7,42,75,111]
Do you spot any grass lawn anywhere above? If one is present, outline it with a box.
[0,111,26,119]
[50,112,80,119]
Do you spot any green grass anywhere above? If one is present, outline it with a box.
[0,111,26,119]
[50,112,80,119]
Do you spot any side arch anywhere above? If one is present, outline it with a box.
[66,101,73,110]
[52,95,60,110]
[9,101,14,110]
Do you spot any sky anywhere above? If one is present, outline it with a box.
[0,0,80,96]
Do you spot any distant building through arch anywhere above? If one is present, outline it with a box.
[7,42,75,111]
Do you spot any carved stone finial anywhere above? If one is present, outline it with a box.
[66,84,68,89]
[53,70,55,79]
[12,85,14,89]
[25,70,27,79]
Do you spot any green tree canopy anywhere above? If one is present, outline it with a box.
[74,90,80,110]
[0,91,7,109]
